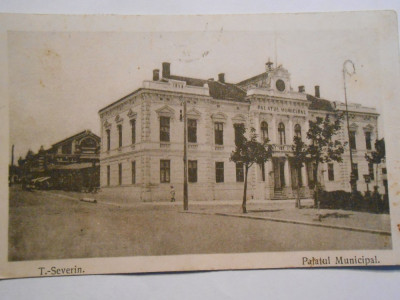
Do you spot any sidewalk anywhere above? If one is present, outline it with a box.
[40,190,391,235]
[186,201,391,235]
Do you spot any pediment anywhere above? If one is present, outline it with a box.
[211,112,228,122]
[363,124,374,132]
[104,120,111,129]
[156,105,175,118]
[232,114,246,124]
[186,108,201,120]
[349,123,358,131]
[115,114,124,124]
[127,109,137,119]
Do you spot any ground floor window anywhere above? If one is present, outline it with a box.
[328,163,334,181]
[118,163,122,185]
[107,165,110,186]
[160,160,170,183]
[368,163,374,180]
[131,161,136,184]
[216,162,224,183]
[236,162,244,182]
[188,160,197,183]
[260,163,265,182]
[352,163,359,181]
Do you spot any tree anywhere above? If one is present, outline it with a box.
[365,138,385,190]
[230,124,272,213]
[306,114,346,207]
[291,136,308,209]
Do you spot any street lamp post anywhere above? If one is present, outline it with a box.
[343,60,358,202]
[180,97,189,211]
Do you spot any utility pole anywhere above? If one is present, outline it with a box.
[181,97,189,210]
[343,60,358,197]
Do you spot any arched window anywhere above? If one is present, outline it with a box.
[294,124,301,139]
[278,122,286,145]
[261,121,268,142]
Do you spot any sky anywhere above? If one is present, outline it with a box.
[8,24,387,161]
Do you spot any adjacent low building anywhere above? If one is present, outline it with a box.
[98,61,386,202]
[19,130,101,191]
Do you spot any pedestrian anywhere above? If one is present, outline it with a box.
[170,185,175,202]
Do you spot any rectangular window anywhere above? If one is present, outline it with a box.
[188,119,197,143]
[160,117,170,142]
[117,124,123,148]
[131,161,136,184]
[260,163,265,182]
[365,132,372,150]
[107,165,110,186]
[215,162,224,183]
[382,168,387,175]
[106,129,111,151]
[328,163,334,181]
[234,124,243,146]
[118,163,122,185]
[160,160,170,183]
[349,131,356,150]
[131,119,136,144]
[236,162,244,182]
[214,122,224,145]
[368,163,374,180]
[352,163,359,181]
[61,143,72,154]
[188,160,197,183]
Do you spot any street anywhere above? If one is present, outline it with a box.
[8,187,391,261]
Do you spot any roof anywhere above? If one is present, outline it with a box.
[52,130,100,147]
[165,75,247,102]
[236,72,267,86]
[306,94,335,112]
[55,162,94,170]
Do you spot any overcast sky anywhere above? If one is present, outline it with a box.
[8,24,385,161]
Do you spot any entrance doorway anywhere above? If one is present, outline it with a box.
[274,159,285,190]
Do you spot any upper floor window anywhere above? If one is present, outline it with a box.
[234,123,244,146]
[261,121,268,142]
[131,161,136,184]
[106,129,111,151]
[160,116,170,142]
[278,122,286,145]
[215,122,224,145]
[365,131,372,150]
[294,124,301,139]
[130,119,136,145]
[107,165,110,186]
[117,124,122,148]
[188,119,197,143]
[349,131,356,150]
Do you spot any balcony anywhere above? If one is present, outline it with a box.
[271,144,292,153]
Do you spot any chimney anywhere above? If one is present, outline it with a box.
[315,85,320,98]
[153,69,160,81]
[218,73,225,83]
[298,85,305,93]
[162,62,170,78]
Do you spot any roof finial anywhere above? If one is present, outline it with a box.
[266,58,273,71]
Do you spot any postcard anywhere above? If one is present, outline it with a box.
[1,11,399,278]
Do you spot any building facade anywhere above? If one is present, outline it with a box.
[18,130,101,190]
[98,62,385,202]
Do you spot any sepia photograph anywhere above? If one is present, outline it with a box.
[1,11,399,278]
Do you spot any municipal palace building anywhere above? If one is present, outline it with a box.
[98,61,386,202]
